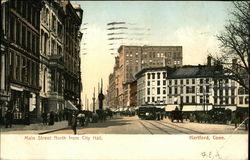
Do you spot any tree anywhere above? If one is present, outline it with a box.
[212,1,249,91]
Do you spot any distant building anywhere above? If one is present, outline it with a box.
[115,45,182,108]
[135,67,173,106]
[166,57,238,111]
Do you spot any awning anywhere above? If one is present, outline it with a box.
[165,105,179,111]
[65,100,78,111]
[10,85,23,92]
[182,105,196,112]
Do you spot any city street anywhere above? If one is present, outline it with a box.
[50,115,247,135]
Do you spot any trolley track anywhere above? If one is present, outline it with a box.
[156,121,204,134]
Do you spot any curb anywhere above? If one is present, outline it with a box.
[39,126,70,135]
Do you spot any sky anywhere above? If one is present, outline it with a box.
[72,1,233,109]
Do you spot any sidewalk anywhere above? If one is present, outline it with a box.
[161,118,248,134]
[0,121,69,134]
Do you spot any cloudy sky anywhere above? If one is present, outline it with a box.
[72,1,233,109]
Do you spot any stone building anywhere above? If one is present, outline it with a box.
[0,0,11,123]
[135,67,173,106]
[166,58,239,111]
[1,0,42,123]
[39,0,65,115]
[62,2,83,109]
[39,1,83,114]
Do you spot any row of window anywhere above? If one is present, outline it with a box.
[12,0,40,29]
[147,80,167,86]
[10,15,39,55]
[147,72,166,79]
[168,78,211,85]
[9,50,39,87]
[147,87,167,95]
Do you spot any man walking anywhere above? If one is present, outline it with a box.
[71,112,77,134]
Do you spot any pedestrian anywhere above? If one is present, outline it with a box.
[49,111,55,125]
[71,113,77,134]
[5,110,13,128]
[41,112,48,125]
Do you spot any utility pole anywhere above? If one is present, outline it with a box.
[92,87,96,113]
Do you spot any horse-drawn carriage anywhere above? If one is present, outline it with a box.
[170,106,183,123]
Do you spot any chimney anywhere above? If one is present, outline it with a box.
[207,56,212,67]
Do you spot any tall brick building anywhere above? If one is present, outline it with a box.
[107,45,183,109]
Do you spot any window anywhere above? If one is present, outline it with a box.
[157,81,160,86]
[186,79,189,84]
[200,96,203,104]
[231,98,235,104]
[16,54,20,81]
[163,87,166,94]
[225,98,229,104]
[157,88,160,94]
[16,20,21,45]
[175,80,177,85]
[180,96,183,103]
[152,97,155,103]
[169,87,172,94]
[175,87,178,94]
[147,97,150,102]
[10,16,15,42]
[238,87,244,95]
[206,86,209,93]
[169,80,172,85]
[206,96,209,103]
[186,96,189,103]
[239,97,243,104]
[152,73,155,79]
[186,86,189,94]
[163,80,166,85]
[180,79,183,85]
[163,72,166,78]
[147,81,150,86]
[214,98,217,104]
[200,79,203,84]
[192,86,195,93]
[225,89,229,96]
[22,25,26,48]
[147,88,150,95]
[157,73,160,79]
[192,79,195,84]
[200,86,203,93]
[231,88,235,96]
[27,30,31,51]
[192,96,195,103]
[180,87,183,94]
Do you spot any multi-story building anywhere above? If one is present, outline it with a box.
[3,0,42,123]
[39,1,83,114]
[39,0,65,115]
[166,57,239,111]
[107,56,119,109]
[116,45,182,108]
[0,0,11,123]
[135,67,174,106]
[62,2,83,109]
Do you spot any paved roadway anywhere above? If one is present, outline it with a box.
[50,115,248,134]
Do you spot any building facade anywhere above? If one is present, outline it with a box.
[116,45,182,108]
[0,0,11,123]
[62,2,83,109]
[0,0,83,124]
[135,67,173,106]
[166,58,241,111]
[3,0,42,123]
